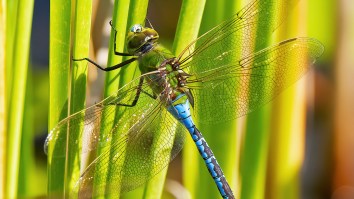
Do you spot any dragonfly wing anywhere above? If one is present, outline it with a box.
[74,101,187,197]
[45,100,117,158]
[187,38,324,123]
[46,74,187,197]
[45,75,161,157]
[178,0,299,70]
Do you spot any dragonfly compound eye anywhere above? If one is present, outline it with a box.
[131,24,143,33]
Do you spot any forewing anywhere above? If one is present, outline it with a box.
[44,76,159,158]
[187,38,324,123]
[178,0,298,72]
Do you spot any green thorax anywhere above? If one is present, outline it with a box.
[126,24,192,106]
[138,44,174,74]
[139,44,183,98]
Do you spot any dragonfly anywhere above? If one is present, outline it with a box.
[45,0,324,198]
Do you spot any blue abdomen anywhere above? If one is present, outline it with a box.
[167,94,234,199]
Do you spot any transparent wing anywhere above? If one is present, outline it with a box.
[45,74,187,197]
[178,0,298,68]
[186,38,324,123]
[45,75,160,157]
[75,103,187,198]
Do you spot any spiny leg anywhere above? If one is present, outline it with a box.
[109,20,132,56]
[72,57,137,72]
[72,20,137,72]
[110,77,157,107]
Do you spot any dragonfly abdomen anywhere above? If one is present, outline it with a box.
[167,94,235,199]
[193,127,234,199]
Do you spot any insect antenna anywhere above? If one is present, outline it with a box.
[145,18,154,29]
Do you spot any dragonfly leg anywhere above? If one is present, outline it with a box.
[72,20,139,72]
[110,77,157,107]
[72,57,137,72]
[109,20,132,56]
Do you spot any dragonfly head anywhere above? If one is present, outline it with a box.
[127,24,159,55]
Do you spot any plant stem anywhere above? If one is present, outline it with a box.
[0,0,6,197]
[6,0,34,197]
[4,0,18,109]
[95,0,149,198]
[18,68,35,197]
[240,0,276,198]
[93,0,131,196]
[104,0,130,98]
[48,0,71,196]
[66,0,92,195]
[266,1,307,198]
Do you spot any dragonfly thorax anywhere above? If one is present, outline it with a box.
[159,58,187,87]
[156,58,193,105]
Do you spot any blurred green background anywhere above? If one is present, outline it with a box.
[1,0,354,198]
